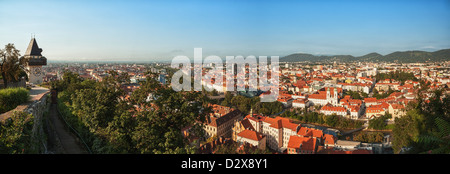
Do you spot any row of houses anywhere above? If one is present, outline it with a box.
[278,83,412,120]
[232,111,371,154]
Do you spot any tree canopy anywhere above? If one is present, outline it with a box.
[54,71,210,154]
[392,86,450,154]
[0,43,27,88]
[375,71,417,83]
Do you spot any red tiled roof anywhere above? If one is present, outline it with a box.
[268,117,298,131]
[320,105,347,112]
[311,129,323,138]
[237,129,264,141]
[366,107,384,113]
[364,97,378,103]
[287,136,316,151]
[297,127,312,137]
[293,99,308,104]
[308,93,327,100]
[324,134,336,145]
[390,103,405,110]
[297,127,323,138]
[349,105,360,112]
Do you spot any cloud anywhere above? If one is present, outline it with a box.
[421,46,435,49]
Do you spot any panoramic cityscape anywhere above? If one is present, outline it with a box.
[0,0,449,171]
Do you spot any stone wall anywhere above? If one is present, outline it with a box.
[0,89,50,153]
[27,91,50,153]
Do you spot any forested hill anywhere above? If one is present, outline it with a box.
[280,49,450,63]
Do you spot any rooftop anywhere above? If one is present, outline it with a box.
[24,38,43,57]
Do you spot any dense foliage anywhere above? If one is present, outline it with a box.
[0,43,27,88]
[0,111,35,154]
[344,90,368,100]
[280,49,450,63]
[368,113,392,130]
[375,71,417,83]
[221,93,283,116]
[372,88,396,99]
[392,88,450,154]
[0,87,29,113]
[54,71,209,154]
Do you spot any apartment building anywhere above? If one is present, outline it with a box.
[204,104,242,139]
[244,114,300,152]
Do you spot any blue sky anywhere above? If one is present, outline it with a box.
[0,0,449,61]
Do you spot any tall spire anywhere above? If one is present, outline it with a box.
[23,37,47,66]
[24,38,42,57]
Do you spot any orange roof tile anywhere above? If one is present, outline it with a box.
[237,129,264,141]
[297,127,312,137]
[320,105,347,112]
[364,97,378,103]
[287,136,316,151]
[324,134,336,145]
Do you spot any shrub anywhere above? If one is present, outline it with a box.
[0,111,35,154]
[0,87,30,114]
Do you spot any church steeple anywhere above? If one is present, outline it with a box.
[326,87,330,99]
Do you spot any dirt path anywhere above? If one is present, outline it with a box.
[48,104,87,154]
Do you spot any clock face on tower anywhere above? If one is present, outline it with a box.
[33,67,42,75]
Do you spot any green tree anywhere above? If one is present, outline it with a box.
[325,114,339,127]
[71,84,122,131]
[0,44,26,88]
[221,92,234,107]
[368,113,391,130]
[105,111,137,153]
[414,117,450,154]
[392,109,424,153]
[0,111,34,154]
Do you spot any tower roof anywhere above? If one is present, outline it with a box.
[24,38,42,56]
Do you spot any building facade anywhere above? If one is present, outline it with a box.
[23,38,47,85]
[204,104,242,139]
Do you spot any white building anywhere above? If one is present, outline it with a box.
[246,115,299,152]
[292,99,310,109]
[236,129,266,150]
[320,104,348,116]
[308,87,340,106]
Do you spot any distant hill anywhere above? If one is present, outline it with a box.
[280,49,450,63]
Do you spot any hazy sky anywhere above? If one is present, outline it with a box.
[1,0,449,61]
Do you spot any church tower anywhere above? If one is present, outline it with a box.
[333,88,338,105]
[334,88,338,99]
[23,37,47,85]
[326,88,330,99]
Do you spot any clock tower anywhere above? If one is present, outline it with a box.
[23,37,47,85]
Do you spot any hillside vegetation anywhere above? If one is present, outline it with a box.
[281,49,450,63]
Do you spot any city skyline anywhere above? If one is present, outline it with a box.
[1,0,450,61]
